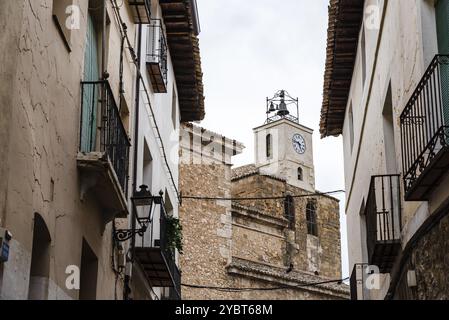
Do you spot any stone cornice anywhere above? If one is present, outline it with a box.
[231,204,288,230]
[227,257,350,299]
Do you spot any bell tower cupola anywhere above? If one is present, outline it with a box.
[254,90,315,191]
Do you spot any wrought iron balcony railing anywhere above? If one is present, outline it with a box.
[365,175,401,273]
[133,196,181,299]
[146,19,168,93]
[80,81,130,194]
[400,54,449,200]
[161,269,181,300]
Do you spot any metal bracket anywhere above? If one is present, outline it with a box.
[114,226,147,242]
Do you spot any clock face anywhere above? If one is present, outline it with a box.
[292,134,306,154]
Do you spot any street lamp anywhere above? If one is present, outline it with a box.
[114,185,155,242]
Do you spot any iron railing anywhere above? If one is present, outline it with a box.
[266,113,299,124]
[146,19,168,87]
[80,81,130,193]
[400,54,449,196]
[365,175,401,267]
[136,197,181,299]
[161,270,181,300]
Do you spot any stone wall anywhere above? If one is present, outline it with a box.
[179,162,235,300]
[232,174,342,279]
[179,124,347,300]
[412,211,449,299]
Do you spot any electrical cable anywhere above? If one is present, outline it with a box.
[181,277,350,292]
[110,0,180,203]
[108,1,347,299]
[181,189,345,201]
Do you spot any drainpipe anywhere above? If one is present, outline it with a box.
[124,24,143,301]
[102,0,107,79]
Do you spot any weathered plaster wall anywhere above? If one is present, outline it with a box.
[0,0,27,230]
[0,0,137,299]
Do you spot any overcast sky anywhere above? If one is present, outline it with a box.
[196,0,349,279]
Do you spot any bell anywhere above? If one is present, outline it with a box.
[277,99,289,116]
[268,102,276,113]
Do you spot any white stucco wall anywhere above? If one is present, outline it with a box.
[130,0,181,300]
[341,0,448,299]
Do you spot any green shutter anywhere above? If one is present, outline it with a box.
[81,13,99,152]
[436,0,449,129]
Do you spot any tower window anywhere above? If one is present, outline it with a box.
[266,134,273,159]
[306,200,318,236]
[284,195,295,229]
[298,167,303,181]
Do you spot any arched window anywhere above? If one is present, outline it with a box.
[306,200,318,236]
[284,195,295,229]
[28,213,51,300]
[266,134,272,159]
[298,167,303,181]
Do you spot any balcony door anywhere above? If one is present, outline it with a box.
[436,0,449,129]
[81,13,99,152]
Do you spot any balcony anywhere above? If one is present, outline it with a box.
[134,196,181,299]
[77,81,130,222]
[400,54,449,201]
[365,175,402,273]
[146,19,168,93]
[350,264,369,300]
[127,0,151,24]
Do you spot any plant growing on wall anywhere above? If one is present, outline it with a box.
[166,216,183,254]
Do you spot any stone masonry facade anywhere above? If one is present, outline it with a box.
[179,124,349,300]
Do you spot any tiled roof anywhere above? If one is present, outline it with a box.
[231,164,259,181]
[160,0,205,122]
[231,164,287,182]
[320,0,365,138]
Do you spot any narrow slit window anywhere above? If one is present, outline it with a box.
[298,167,303,181]
[266,134,273,159]
[284,195,295,229]
[306,200,318,236]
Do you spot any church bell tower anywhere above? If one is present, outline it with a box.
[254,90,315,192]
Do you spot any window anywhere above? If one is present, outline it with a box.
[142,141,153,191]
[297,167,303,181]
[284,195,295,229]
[164,191,174,217]
[52,0,73,50]
[172,85,178,129]
[28,213,51,300]
[361,24,367,87]
[382,84,398,173]
[266,134,273,159]
[348,103,354,153]
[79,239,98,300]
[306,200,318,236]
